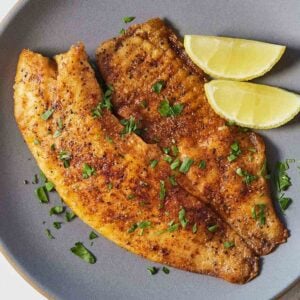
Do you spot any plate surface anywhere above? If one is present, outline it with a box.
[1,0,300,299]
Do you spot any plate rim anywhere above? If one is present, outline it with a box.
[0,0,299,299]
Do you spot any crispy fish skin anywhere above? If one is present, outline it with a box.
[14,44,259,283]
[96,18,288,255]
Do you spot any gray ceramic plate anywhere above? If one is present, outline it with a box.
[1,0,300,299]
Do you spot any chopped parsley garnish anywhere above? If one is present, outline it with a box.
[120,116,140,136]
[163,147,170,154]
[127,194,136,200]
[127,223,138,233]
[35,186,49,203]
[107,182,113,191]
[168,175,177,186]
[82,163,95,179]
[179,157,194,174]
[59,150,72,168]
[147,266,159,275]
[225,120,236,127]
[198,160,206,169]
[41,108,54,120]
[258,160,270,179]
[224,241,235,249]
[207,224,218,233]
[45,181,55,192]
[248,147,257,153]
[119,28,126,35]
[159,180,166,202]
[251,204,266,226]
[57,118,63,129]
[166,220,179,233]
[49,205,65,216]
[192,223,198,234]
[162,266,170,274]
[53,130,61,138]
[53,222,62,230]
[105,136,113,144]
[45,229,55,240]
[123,16,135,23]
[276,161,292,192]
[70,242,96,264]
[50,144,56,151]
[170,158,181,170]
[65,211,76,222]
[152,80,165,94]
[236,168,257,185]
[128,221,151,235]
[39,171,47,183]
[278,195,292,212]
[150,159,159,168]
[92,85,114,117]
[158,99,184,117]
[227,141,241,162]
[171,145,179,156]
[140,100,148,108]
[89,231,98,240]
[163,155,173,163]
[178,208,188,229]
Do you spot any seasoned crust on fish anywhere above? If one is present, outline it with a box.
[14,44,259,283]
[96,18,288,255]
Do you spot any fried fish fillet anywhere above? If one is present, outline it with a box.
[96,18,288,255]
[14,43,258,283]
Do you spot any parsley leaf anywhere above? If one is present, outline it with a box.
[123,16,135,23]
[150,159,159,168]
[207,224,218,233]
[251,204,266,226]
[162,266,170,274]
[49,205,65,216]
[171,145,179,156]
[159,180,166,202]
[178,208,188,229]
[45,229,55,240]
[158,99,184,117]
[92,85,114,117]
[170,158,181,170]
[82,163,95,179]
[179,157,194,174]
[276,161,292,192]
[168,175,177,186]
[65,211,76,222]
[45,181,55,192]
[167,220,179,233]
[120,116,140,136]
[59,150,72,168]
[53,222,62,230]
[152,80,165,94]
[70,242,97,264]
[192,223,198,234]
[147,266,159,275]
[224,241,235,249]
[236,168,257,185]
[35,186,49,203]
[89,231,98,240]
[278,195,292,212]
[198,160,206,169]
[227,141,242,162]
[41,108,54,120]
